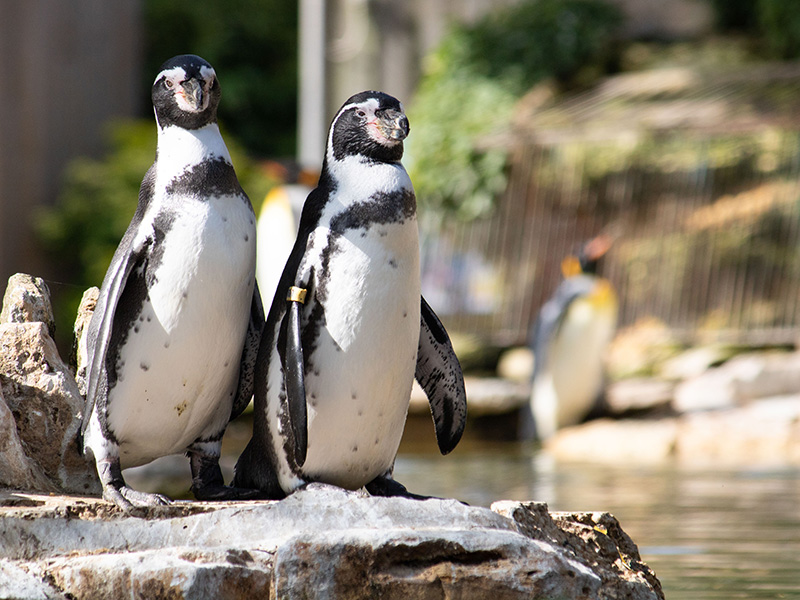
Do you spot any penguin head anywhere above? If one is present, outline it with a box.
[327,91,409,164]
[577,234,614,275]
[152,54,220,130]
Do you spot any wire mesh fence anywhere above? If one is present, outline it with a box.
[421,63,800,347]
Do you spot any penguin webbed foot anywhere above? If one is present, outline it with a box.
[96,455,172,513]
[104,485,172,514]
[364,475,433,501]
[189,447,263,501]
[192,482,264,501]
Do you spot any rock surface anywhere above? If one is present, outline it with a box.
[0,486,663,600]
[0,274,100,495]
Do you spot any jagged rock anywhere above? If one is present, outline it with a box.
[70,286,98,397]
[0,274,56,339]
[0,486,663,600]
[605,378,675,415]
[0,275,100,496]
[673,351,800,412]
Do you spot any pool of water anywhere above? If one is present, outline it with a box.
[393,444,800,600]
[127,419,800,599]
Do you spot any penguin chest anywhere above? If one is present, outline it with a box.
[542,296,617,429]
[283,220,421,489]
[108,196,256,466]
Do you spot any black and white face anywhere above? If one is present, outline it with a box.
[329,91,410,163]
[151,55,220,130]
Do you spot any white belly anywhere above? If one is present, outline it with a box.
[533,298,616,438]
[109,196,256,467]
[272,219,421,491]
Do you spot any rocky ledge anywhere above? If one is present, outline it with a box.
[0,273,663,599]
[0,486,663,599]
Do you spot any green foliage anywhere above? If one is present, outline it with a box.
[37,120,274,345]
[756,0,800,59]
[407,0,621,222]
[710,0,800,60]
[144,0,297,157]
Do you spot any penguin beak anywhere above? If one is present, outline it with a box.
[181,77,204,111]
[379,111,410,142]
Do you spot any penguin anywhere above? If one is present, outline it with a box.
[81,55,263,511]
[233,91,467,498]
[255,163,313,308]
[520,234,618,441]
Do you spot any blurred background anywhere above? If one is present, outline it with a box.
[2,1,800,598]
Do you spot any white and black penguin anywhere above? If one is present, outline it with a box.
[233,91,467,498]
[82,54,263,510]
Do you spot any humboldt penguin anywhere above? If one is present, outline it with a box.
[234,91,467,498]
[82,54,263,510]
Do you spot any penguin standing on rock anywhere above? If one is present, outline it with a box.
[520,234,618,441]
[234,91,467,498]
[82,55,263,510]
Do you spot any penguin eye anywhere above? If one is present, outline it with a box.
[164,78,174,89]
[356,109,366,118]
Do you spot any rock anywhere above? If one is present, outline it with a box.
[0,274,56,339]
[547,419,680,465]
[496,347,535,382]
[673,351,800,412]
[0,385,54,492]
[675,395,800,467]
[70,286,98,397]
[546,396,800,466]
[0,274,100,496]
[657,344,738,380]
[0,486,664,599]
[0,559,68,600]
[605,378,675,415]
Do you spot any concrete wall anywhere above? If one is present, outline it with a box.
[0,1,142,286]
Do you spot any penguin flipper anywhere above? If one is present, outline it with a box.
[82,235,150,436]
[280,293,308,467]
[415,296,467,455]
[230,282,265,421]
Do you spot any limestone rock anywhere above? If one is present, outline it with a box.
[70,286,98,396]
[673,351,800,412]
[605,378,675,415]
[0,274,56,339]
[0,274,100,496]
[0,486,664,600]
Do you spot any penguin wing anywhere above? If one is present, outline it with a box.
[278,291,308,467]
[81,233,150,435]
[230,281,266,421]
[82,167,155,435]
[415,296,467,455]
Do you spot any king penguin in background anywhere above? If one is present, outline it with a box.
[520,234,618,441]
[234,91,467,498]
[82,55,264,511]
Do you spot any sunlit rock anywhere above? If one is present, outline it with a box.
[0,486,664,600]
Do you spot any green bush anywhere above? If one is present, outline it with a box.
[406,0,621,222]
[144,0,298,157]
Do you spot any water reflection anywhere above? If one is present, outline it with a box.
[394,445,800,600]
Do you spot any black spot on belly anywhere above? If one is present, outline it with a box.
[244,234,249,242]
[389,259,397,268]
[329,189,416,234]
[165,157,246,199]
[140,362,149,371]
[351,445,358,453]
